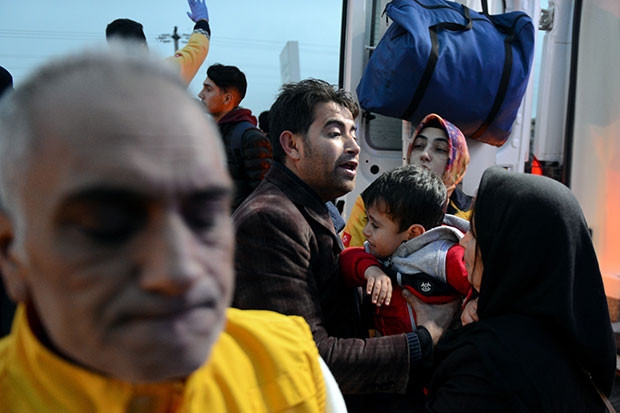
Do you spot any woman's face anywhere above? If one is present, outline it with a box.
[460,230,483,291]
[408,127,450,178]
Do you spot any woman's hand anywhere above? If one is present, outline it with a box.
[461,297,479,325]
[403,289,460,345]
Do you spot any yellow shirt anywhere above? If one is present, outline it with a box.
[0,306,327,412]
[342,194,367,248]
[448,198,472,221]
[166,31,210,85]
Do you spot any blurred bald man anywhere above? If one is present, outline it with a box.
[0,47,344,412]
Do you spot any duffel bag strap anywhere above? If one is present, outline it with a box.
[480,0,507,16]
[402,5,473,120]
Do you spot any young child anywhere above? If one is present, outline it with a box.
[340,164,471,336]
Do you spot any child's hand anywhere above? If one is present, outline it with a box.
[364,266,392,306]
[461,297,479,325]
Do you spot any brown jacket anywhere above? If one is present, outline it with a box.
[232,162,411,396]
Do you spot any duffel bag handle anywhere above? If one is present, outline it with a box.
[433,5,472,31]
[481,0,508,16]
[482,0,489,15]
[403,3,473,120]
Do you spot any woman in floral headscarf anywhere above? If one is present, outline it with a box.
[342,113,471,248]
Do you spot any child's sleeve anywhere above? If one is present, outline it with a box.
[445,244,472,296]
[339,247,381,287]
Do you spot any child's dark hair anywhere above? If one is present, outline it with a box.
[362,164,447,231]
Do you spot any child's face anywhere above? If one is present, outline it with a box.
[363,201,411,259]
[408,127,450,178]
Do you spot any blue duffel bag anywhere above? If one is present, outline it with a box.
[356,0,535,146]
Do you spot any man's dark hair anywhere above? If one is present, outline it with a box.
[0,66,13,98]
[268,79,359,163]
[362,164,447,231]
[106,19,147,45]
[258,110,270,134]
[206,64,247,100]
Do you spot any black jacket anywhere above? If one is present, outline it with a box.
[426,167,616,412]
[218,107,272,210]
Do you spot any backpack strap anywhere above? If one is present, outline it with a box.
[383,266,460,297]
[230,121,260,161]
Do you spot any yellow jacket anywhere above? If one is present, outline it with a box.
[0,306,329,412]
[166,30,210,85]
[341,193,367,248]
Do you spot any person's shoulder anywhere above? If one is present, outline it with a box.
[442,214,470,233]
[448,188,473,219]
[241,124,269,144]
[226,308,312,336]
[220,308,319,365]
[233,180,303,227]
[234,177,290,212]
[224,120,263,144]
[191,309,326,411]
[241,124,264,137]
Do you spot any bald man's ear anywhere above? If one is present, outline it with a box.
[0,212,28,303]
[279,131,301,161]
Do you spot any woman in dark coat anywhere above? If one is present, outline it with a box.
[425,166,616,412]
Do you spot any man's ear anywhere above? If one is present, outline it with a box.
[279,131,301,160]
[224,90,240,108]
[406,223,425,240]
[0,212,28,303]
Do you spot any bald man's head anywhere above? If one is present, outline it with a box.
[0,47,235,382]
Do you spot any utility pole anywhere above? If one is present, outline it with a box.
[157,26,190,53]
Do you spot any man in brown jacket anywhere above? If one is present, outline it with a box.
[232,79,458,411]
